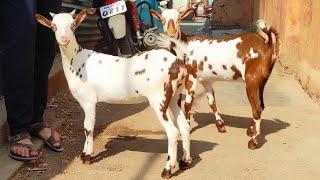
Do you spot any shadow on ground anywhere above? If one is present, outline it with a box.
[15,91,216,179]
[192,112,290,148]
[91,136,217,180]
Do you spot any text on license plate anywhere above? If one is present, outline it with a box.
[100,1,127,19]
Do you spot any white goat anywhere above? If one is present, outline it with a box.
[35,8,191,178]
[157,19,279,149]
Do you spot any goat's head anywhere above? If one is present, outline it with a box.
[150,8,193,38]
[35,8,96,46]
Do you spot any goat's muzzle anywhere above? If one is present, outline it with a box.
[59,36,70,46]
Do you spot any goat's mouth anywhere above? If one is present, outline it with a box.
[58,40,70,47]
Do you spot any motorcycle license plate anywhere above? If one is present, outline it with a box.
[100,1,127,19]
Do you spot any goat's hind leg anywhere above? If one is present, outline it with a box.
[169,87,192,170]
[245,83,263,150]
[79,102,96,164]
[149,97,179,179]
[200,80,226,133]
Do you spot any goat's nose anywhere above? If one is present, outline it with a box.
[60,36,68,43]
[166,30,176,37]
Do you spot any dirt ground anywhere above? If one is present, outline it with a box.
[13,63,320,180]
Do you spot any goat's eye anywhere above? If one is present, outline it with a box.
[51,23,57,32]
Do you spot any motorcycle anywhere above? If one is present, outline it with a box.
[93,0,159,57]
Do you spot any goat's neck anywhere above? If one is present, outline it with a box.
[59,35,80,61]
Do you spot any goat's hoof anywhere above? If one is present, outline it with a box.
[216,120,226,133]
[161,168,172,179]
[248,136,259,150]
[179,159,191,170]
[246,125,256,137]
[80,153,92,164]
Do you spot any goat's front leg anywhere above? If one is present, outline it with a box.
[79,102,96,164]
[149,98,179,179]
[200,80,226,133]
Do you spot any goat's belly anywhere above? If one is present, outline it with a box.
[104,96,148,104]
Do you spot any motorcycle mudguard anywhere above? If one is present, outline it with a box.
[108,14,126,39]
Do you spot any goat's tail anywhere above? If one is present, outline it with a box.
[156,34,187,62]
[256,19,280,57]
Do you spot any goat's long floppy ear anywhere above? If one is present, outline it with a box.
[71,8,96,31]
[35,14,52,28]
[178,8,193,22]
[150,9,165,23]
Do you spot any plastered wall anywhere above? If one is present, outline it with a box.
[254,0,320,100]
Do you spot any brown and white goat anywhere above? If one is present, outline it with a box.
[152,8,230,133]
[157,20,279,149]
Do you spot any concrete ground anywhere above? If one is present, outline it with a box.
[13,61,320,180]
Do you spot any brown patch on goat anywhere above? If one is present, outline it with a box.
[212,71,217,75]
[189,50,194,56]
[222,65,227,70]
[145,54,149,60]
[135,69,146,75]
[186,60,198,78]
[135,90,139,94]
[160,60,183,121]
[82,63,85,67]
[208,64,212,70]
[204,56,208,62]
[231,65,242,80]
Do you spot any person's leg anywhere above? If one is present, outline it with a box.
[30,0,62,150]
[2,0,38,158]
[32,0,61,124]
[3,0,36,137]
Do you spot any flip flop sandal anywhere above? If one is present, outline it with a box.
[7,132,39,161]
[29,122,64,152]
